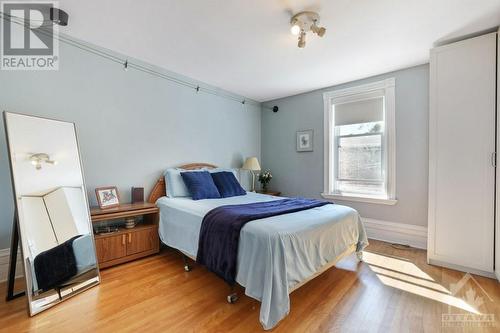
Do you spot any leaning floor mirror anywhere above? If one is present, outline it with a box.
[3,111,100,315]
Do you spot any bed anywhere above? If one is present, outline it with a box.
[148,163,368,330]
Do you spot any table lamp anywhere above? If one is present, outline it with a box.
[242,157,261,192]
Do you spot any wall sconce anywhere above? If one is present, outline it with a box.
[29,153,58,170]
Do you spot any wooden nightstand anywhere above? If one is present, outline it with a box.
[256,190,281,196]
[91,203,159,269]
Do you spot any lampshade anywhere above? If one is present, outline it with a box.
[242,157,261,171]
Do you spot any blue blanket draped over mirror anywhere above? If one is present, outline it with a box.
[196,198,332,285]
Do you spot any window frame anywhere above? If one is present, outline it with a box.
[322,78,397,205]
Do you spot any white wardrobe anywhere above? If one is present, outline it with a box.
[428,30,499,280]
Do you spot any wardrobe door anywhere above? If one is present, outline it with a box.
[428,32,496,274]
[496,29,500,282]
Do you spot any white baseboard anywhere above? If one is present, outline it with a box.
[361,217,428,250]
[0,248,24,283]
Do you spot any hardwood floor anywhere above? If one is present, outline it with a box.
[0,239,498,332]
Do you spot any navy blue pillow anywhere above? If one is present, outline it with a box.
[180,171,221,200]
[211,171,246,198]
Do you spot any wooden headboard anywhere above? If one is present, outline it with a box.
[147,163,218,203]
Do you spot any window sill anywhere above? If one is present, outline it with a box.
[321,193,398,205]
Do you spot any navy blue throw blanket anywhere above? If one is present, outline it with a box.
[196,198,332,285]
[34,235,81,291]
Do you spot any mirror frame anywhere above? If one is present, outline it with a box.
[3,111,100,316]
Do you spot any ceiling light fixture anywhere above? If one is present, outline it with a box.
[290,11,326,48]
[29,153,57,170]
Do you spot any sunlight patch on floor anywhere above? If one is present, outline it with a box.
[369,265,449,294]
[363,251,434,281]
[363,251,480,314]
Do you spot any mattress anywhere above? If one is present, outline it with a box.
[156,192,368,329]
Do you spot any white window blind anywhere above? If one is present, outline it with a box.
[334,97,384,126]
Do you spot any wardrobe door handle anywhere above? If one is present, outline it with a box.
[128,233,132,243]
[122,234,126,246]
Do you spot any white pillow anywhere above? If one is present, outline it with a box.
[164,168,205,197]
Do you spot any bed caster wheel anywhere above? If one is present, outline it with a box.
[184,265,191,272]
[356,251,363,261]
[227,293,238,304]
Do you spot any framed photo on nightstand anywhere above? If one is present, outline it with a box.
[297,129,313,152]
[95,186,120,209]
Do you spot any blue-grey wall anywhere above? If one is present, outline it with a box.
[262,64,429,227]
[0,39,261,249]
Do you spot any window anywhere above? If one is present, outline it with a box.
[322,78,396,205]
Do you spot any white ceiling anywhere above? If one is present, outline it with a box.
[58,0,500,102]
